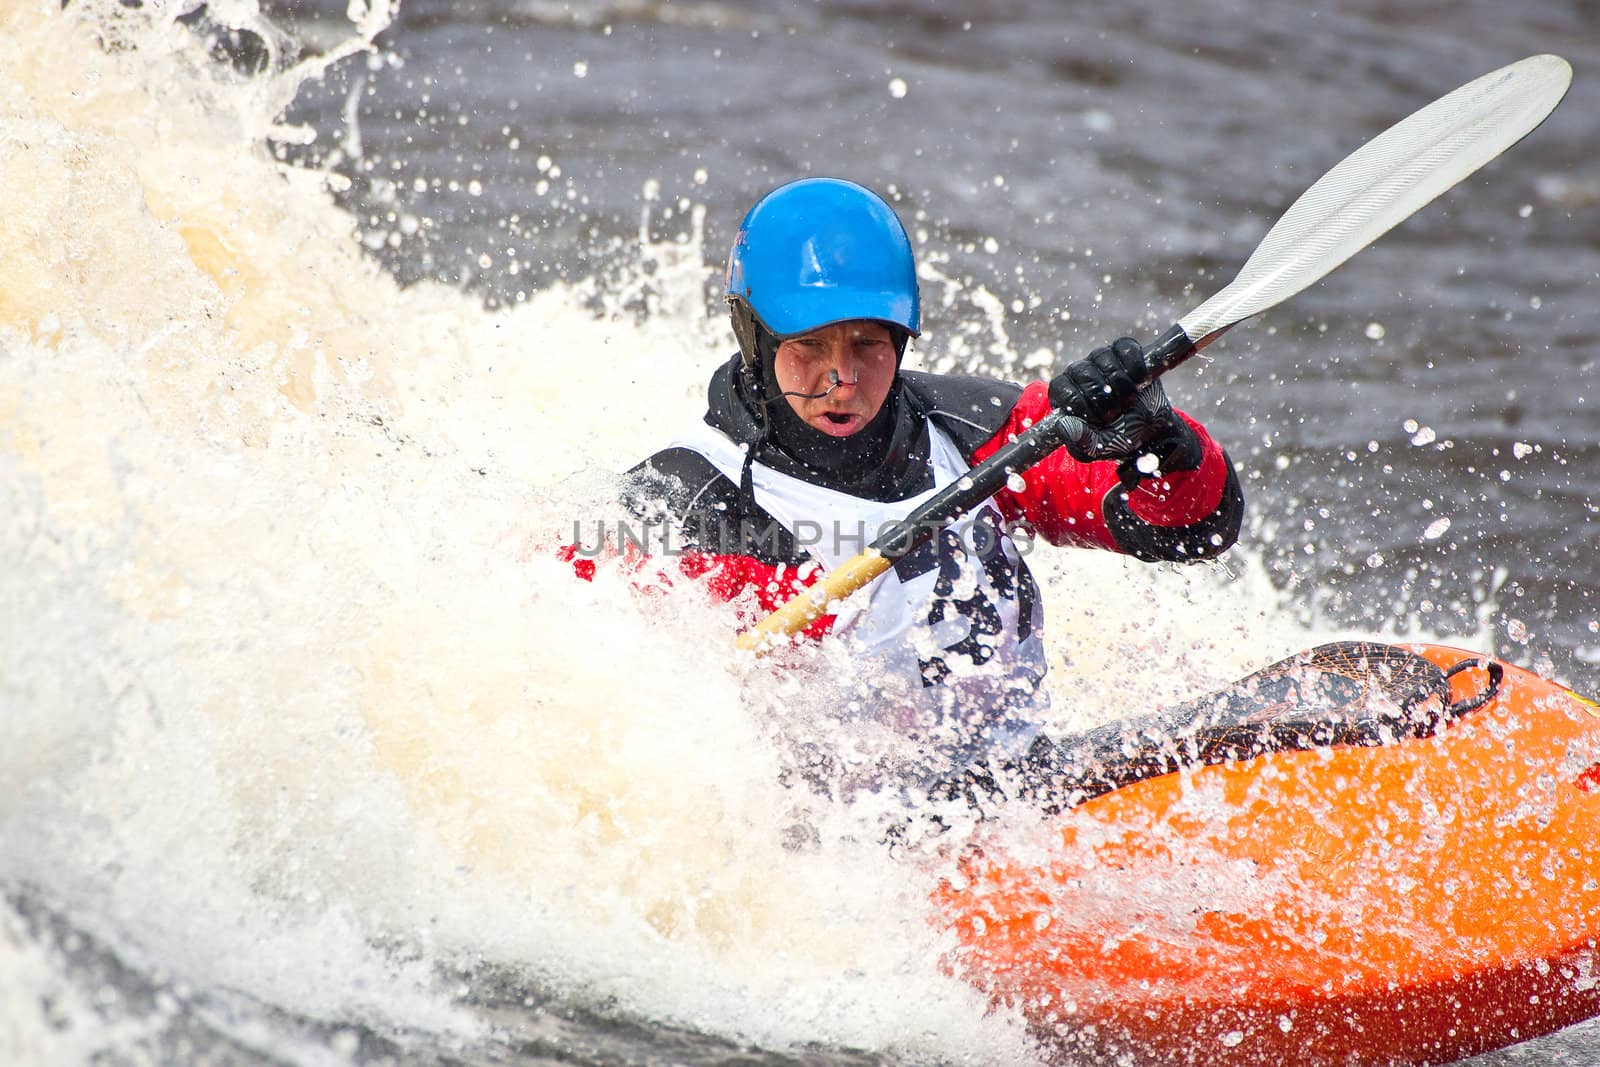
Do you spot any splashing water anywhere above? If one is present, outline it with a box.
[0,4,1511,1065]
[0,4,1042,1061]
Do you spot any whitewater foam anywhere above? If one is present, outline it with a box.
[0,4,1481,1065]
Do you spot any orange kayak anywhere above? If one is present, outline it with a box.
[935,642,1600,1065]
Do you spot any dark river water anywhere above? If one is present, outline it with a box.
[3,0,1599,1064]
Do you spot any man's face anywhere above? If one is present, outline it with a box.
[772,320,897,437]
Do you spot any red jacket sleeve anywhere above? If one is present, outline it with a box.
[969,381,1233,550]
[558,544,837,640]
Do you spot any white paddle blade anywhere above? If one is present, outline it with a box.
[1181,54,1572,342]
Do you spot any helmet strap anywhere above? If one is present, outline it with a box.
[728,297,763,368]
[728,322,774,516]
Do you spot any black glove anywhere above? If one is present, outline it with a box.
[1048,337,1150,422]
[1049,338,1203,483]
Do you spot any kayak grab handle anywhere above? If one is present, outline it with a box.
[1440,657,1504,719]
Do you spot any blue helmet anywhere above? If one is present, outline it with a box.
[726,178,920,363]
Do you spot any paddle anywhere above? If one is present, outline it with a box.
[736,53,1572,654]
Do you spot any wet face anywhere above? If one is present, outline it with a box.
[772,321,898,437]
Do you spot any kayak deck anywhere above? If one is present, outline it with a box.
[935,644,1600,1065]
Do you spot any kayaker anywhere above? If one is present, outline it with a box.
[582,177,1244,787]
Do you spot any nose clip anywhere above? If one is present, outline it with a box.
[779,368,859,401]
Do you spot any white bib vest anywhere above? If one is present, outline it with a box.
[670,419,1048,764]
